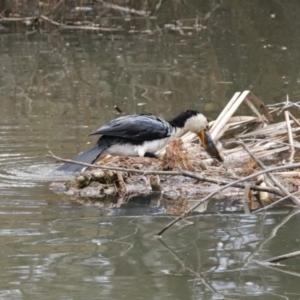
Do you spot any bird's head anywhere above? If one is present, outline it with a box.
[170,110,223,162]
[170,110,208,147]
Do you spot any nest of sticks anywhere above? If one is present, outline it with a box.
[49,91,300,215]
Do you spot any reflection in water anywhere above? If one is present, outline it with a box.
[0,208,294,299]
[1,1,300,299]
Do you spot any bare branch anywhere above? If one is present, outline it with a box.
[253,190,300,214]
[244,208,300,267]
[238,139,300,206]
[263,250,300,263]
[156,163,300,236]
[40,14,61,26]
[99,0,149,16]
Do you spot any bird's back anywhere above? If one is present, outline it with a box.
[89,114,172,141]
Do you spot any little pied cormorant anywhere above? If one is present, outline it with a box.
[56,110,209,173]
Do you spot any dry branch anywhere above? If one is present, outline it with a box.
[242,183,251,214]
[156,162,300,236]
[40,15,61,26]
[210,91,272,141]
[288,111,300,127]
[99,0,149,16]
[243,208,300,267]
[253,190,300,214]
[239,140,300,206]
[0,14,124,32]
[263,250,300,263]
[284,110,295,160]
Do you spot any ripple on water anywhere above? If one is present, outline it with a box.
[0,160,72,190]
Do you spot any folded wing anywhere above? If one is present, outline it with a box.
[89,114,171,141]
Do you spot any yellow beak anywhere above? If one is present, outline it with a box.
[198,130,206,148]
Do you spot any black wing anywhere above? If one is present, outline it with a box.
[89,114,172,141]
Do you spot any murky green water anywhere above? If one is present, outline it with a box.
[1,1,300,299]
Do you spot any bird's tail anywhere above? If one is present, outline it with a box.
[55,145,106,173]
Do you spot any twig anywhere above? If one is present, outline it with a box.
[210,91,273,141]
[114,105,123,113]
[244,97,263,119]
[116,171,127,194]
[258,261,300,278]
[0,17,36,22]
[289,111,300,127]
[155,182,236,236]
[48,151,283,196]
[253,190,300,214]
[46,0,66,16]
[49,151,183,175]
[284,110,295,158]
[267,99,300,110]
[181,169,281,196]
[40,14,61,26]
[247,92,273,122]
[60,25,122,32]
[262,250,300,263]
[152,0,164,14]
[210,91,241,139]
[242,138,300,150]
[239,140,300,206]
[156,163,300,236]
[157,238,220,295]
[242,183,251,214]
[244,208,300,267]
[40,15,123,32]
[278,94,292,115]
[99,0,149,16]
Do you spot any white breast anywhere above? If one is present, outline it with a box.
[105,127,186,157]
[106,137,171,157]
[105,143,139,157]
[137,137,171,156]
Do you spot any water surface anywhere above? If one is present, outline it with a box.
[1,1,300,299]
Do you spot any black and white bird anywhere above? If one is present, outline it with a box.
[56,110,209,173]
